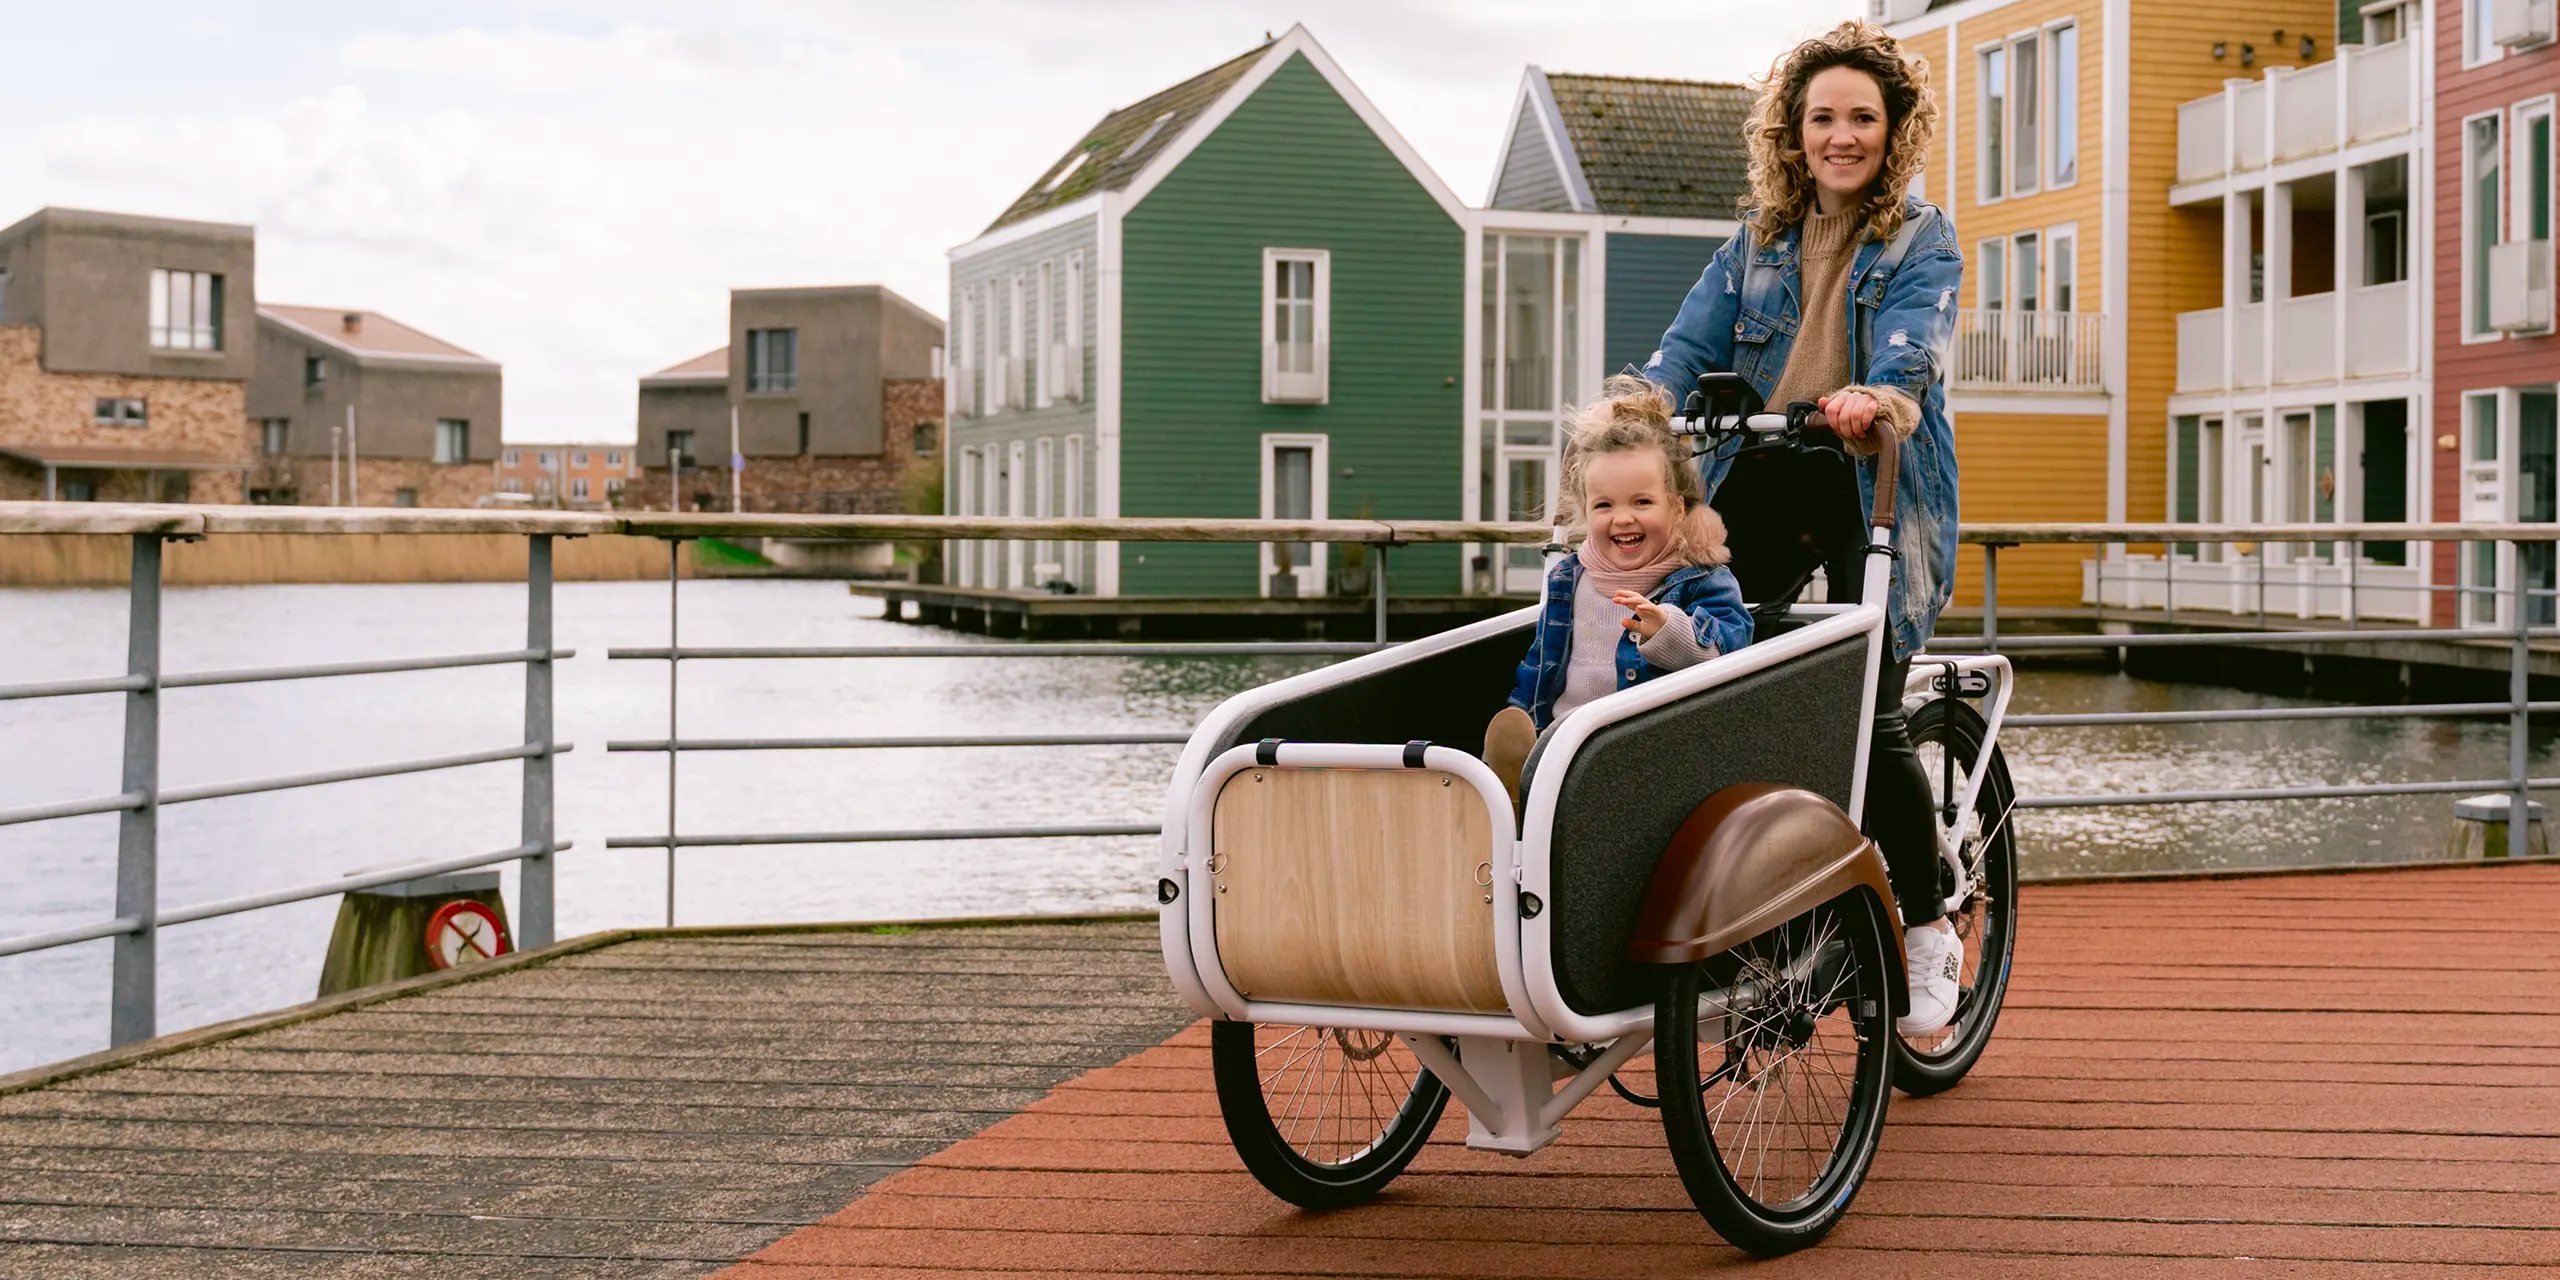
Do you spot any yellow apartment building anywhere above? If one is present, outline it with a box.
[1879,0,2344,611]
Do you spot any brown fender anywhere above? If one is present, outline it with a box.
[1627,783,1907,1011]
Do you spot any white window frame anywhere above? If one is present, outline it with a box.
[2361,0,2414,44]
[572,477,590,501]
[2044,19,2079,191]
[2516,96,2558,335]
[435,419,469,464]
[2047,222,2080,313]
[1033,436,1056,584]
[979,446,1001,588]
[1976,237,2009,310]
[1006,439,1027,587]
[954,445,980,587]
[1261,247,1331,405]
[1064,432,1086,589]
[1977,40,2010,203]
[2461,389,2512,625]
[2464,108,2508,342]
[1033,260,1054,408]
[503,449,520,467]
[1064,250,1087,401]
[2366,208,2409,285]
[2467,0,2507,67]
[1259,432,1330,596]
[148,267,221,351]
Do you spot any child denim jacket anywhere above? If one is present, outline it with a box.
[1641,196,1963,663]
[1506,559,1753,730]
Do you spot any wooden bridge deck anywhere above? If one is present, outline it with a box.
[3,863,2556,1277]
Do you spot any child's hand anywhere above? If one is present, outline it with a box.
[1611,590,1667,640]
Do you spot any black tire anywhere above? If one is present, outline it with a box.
[1656,887,1896,1257]
[1210,1019,1449,1209]
[1890,696,2020,1096]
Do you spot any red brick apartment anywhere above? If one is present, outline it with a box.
[495,442,638,508]
[2434,0,2557,625]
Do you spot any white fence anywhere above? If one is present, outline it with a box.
[1952,310,2105,391]
[2176,39,2420,186]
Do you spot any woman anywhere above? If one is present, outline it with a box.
[1641,20,1966,1036]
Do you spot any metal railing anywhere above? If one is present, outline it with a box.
[6,503,2559,1057]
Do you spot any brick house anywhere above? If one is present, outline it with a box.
[0,207,258,503]
[633,286,943,513]
[496,442,639,508]
[245,306,503,507]
[2432,0,2557,626]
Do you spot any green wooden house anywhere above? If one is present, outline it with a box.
[944,25,1469,599]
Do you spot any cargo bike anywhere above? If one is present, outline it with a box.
[1156,376,2020,1255]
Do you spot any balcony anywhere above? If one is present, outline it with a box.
[2174,284,2413,394]
[2175,37,2417,187]
[1951,309,2105,392]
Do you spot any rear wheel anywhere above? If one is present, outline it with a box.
[1891,696,2019,1095]
[1210,1020,1448,1209]
[1655,888,1895,1257]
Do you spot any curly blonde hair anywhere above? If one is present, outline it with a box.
[1556,376,1728,567]
[1743,20,1940,243]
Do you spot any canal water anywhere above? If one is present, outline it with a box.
[4,578,2555,1074]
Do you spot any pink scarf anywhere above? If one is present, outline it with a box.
[1576,534,1682,600]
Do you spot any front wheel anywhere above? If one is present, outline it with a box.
[1655,887,1896,1257]
[1891,695,2020,1095]
[1210,1020,1448,1209]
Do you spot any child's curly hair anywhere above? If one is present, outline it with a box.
[1556,375,1729,567]
[1743,20,1939,243]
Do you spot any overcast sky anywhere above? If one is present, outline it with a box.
[7,1,1861,442]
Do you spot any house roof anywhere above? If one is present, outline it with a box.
[1541,73,1754,219]
[259,305,496,367]
[644,346,728,383]
[981,41,1270,234]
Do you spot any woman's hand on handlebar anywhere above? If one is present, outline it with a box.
[1818,390,1877,444]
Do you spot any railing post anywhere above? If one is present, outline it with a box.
[1372,544,1389,647]
[665,537,683,927]
[2511,538,2531,859]
[2164,542,2178,625]
[1982,544,2000,656]
[2346,538,2360,631]
[517,534,556,949]
[110,534,163,1046]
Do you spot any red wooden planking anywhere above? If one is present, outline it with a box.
[719,864,2560,1276]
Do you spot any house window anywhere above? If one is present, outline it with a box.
[1976,238,2007,312]
[668,429,695,467]
[149,268,222,350]
[435,418,470,463]
[2521,100,2554,251]
[914,421,940,457]
[572,477,591,501]
[747,328,798,392]
[1262,248,1331,404]
[304,355,326,388]
[606,450,623,467]
[501,477,525,493]
[572,450,589,467]
[2469,113,2505,338]
[62,478,96,502]
[1979,45,2007,201]
[797,412,811,456]
[394,488,418,508]
[2048,23,2078,188]
[2367,209,2408,285]
[2468,0,2503,65]
[262,418,290,455]
[2365,0,2412,43]
[93,397,147,427]
[1260,433,1329,595]
[1033,260,1054,408]
[537,450,554,467]
[2010,35,2040,196]
[503,448,520,467]
[1010,271,1030,409]
[2050,229,2077,311]
[2013,232,2041,313]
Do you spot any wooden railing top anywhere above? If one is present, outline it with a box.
[6,503,2560,546]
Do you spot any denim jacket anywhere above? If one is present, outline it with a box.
[1506,559,1753,729]
[1642,196,1963,661]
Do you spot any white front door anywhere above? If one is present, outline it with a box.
[2462,393,2505,627]
[1261,434,1327,597]
[1498,446,1554,594]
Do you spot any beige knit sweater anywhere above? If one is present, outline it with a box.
[1765,208,1919,452]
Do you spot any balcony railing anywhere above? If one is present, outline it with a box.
[2176,284,2413,393]
[2175,38,2419,186]
[1952,309,2104,392]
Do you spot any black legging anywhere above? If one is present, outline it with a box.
[1812,539,1944,930]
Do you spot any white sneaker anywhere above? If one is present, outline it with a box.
[1898,924,1963,1037]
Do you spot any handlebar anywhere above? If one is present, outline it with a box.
[1676,397,1899,533]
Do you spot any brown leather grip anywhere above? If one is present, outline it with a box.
[1868,424,1900,533]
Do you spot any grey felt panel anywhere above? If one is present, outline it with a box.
[1538,633,1869,1017]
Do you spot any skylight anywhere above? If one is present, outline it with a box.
[1043,150,1091,193]
[1123,111,1178,162]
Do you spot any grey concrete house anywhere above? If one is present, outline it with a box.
[634,285,944,513]
[0,207,259,502]
[246,305,503,507]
